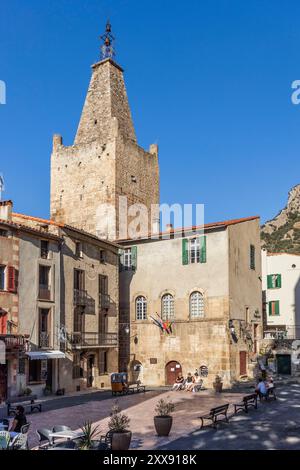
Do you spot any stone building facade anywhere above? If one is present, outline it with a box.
[0,201,62,400]
[12,212,120,394]
[50,57,159,241]
[119,217,263,388]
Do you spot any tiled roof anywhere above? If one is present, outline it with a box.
[267,252,300,257]
[12,213,121,249]
[117,216,260,242]
[0,218,62,241]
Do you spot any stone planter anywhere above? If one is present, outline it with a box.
[154,416,173,436]
[111,431,132,450]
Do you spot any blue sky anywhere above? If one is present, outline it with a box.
[1,0,300,225]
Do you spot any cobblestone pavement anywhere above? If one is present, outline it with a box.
[156,384,300,450]
[2,383,299,450]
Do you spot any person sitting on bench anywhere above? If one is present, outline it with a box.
[266,377,276,398]
[9,405,27,439]
[255,377,267,399]
[184,372,194,391]
[191,373,203,392]
[172,374,184,391]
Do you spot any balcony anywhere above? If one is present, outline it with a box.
[73,289,88,306]
[39,284,51,301]
[263,326,300,340]
[39,331,50,349]
[0,334,28,351]
[99,293,110,310]
[69,332,118,349]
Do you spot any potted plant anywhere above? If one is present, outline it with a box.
[43,385,52,396]
[108,402,131,450]
[78,421,100,450]
[213,375,223,392]
[154,397,175,436]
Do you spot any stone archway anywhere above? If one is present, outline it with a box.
[130,360,143,383]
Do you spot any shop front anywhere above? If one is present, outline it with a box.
[25,350,65,397]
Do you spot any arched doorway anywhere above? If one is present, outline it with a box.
[165,361,182,385]
[130,360,143,383]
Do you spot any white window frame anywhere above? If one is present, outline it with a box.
[161,294,175,321]
[189,238,200,264]
[123,248,132,271]
[190,291,205,318]
[136,296,147,320]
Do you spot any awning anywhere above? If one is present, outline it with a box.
[26,351,65,360]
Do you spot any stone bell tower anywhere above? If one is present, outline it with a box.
[50,22,159,240]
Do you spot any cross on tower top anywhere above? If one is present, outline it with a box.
[100,20,115,61]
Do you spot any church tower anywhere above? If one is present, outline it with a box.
[50,22,159,240]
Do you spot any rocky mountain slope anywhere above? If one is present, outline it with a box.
[261,184,300,253]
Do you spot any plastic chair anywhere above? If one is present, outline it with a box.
[10,433,28,450]
[21,422,31,434]
[36,428,54,448]
[0,431,10,450]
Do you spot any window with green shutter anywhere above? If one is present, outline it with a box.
[182,239,189,265]
[267,274,282,289]
[200,236,207,263]
[268,300,280,316]
[182,236,207,265]
[131,246,137,271]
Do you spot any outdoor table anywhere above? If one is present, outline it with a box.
[49,430,84,441]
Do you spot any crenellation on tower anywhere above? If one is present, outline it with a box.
[50,23,159,240]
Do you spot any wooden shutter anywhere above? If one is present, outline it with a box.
[118,249,124,272]
[131,246,137,271]
[267,275,273,289]
[200,236,207,263]
[182,239,189,265]
[275,300,280,315]
[277,274,282,288]
[7,266,15,292]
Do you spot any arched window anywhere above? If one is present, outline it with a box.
[136,296,147,320]
[162,294,175,320]
[190,291,205,318]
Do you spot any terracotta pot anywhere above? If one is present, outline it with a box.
[154,416,173,436]
[111,431,132,450]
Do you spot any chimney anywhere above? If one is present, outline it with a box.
[0,200,13,221]
[166,223,173,232]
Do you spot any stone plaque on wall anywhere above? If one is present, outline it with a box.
[150,358,157,364]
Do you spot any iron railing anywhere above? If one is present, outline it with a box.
[0,334,27,350]
[73,289,88,306]
[264,325,300,340]
[69,332,118,348]
[39,284,51,300]
[39,331,50,348]
[99,293,110,310]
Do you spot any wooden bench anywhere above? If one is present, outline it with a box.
[233,393,258,414]
[127,382,146,394]
[199,403,230,429]
[6,395,42,416]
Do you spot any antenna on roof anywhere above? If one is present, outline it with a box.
[0,174,4,201]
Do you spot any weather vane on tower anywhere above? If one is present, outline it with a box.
[100,20,115,61]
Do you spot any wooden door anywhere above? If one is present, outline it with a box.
[277,354,291,375]
[239,351,247,376]
[165,361,182,385]
[87,356,94,387]
[0,364,7,402]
